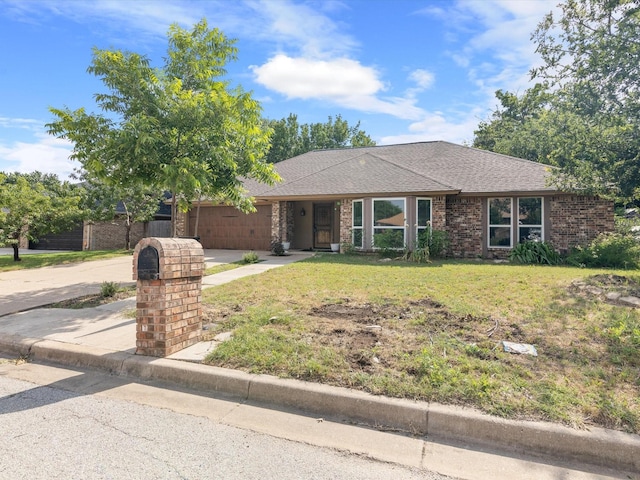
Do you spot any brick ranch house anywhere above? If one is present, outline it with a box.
[176,141,614,258]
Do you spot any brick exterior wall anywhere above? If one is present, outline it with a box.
[270,201,294,243]
[84,219,145,250]
[285,201,294,243]
[549,195,615,253]
[431,196,446,231]
[271,201,281,241]
[339,198,353,246]
[445,196,484,258]
[133,237,204,357]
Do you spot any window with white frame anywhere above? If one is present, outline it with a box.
[518,197,543,243]
[373,198,406,249]
[416,198,432,247]
[488,198,512,247]
[352,200,363,248]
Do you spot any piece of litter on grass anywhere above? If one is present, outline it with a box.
[502,341,538,357]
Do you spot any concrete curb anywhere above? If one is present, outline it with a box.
[1,337,638,474]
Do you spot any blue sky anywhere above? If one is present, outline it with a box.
[0,0,558,180]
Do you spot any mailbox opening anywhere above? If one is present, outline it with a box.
[137,246,159,280]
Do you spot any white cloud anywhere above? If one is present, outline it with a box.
[3,0,202,37]
[0,117,43,131]
[248,0,357,58]
[251,55,383,98]
[0,134,76,180]
[251,55,425,120]
[409,69,435,90]
[380,110,482,146]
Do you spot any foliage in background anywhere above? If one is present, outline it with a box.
[567,233,640,269]
[0,172,85,261]
[82,178,166,250]
[615,210,640,240]
[509,241,562,265]
[47,19,280,237]
[473,0,640,203]
[264,113,376,163]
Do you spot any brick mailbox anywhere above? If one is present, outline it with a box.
[132,237,204,357]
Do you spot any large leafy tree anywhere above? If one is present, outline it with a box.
[48,19,279,237]
[0,172,85,261]
[474,0,640,202]
[83,178,166,250]
[264,114,375,163]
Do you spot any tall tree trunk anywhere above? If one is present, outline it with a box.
[125,224,131,250]
[193,192,202,238]
[171,195,178,237]
[123,201,131,250]
[12,243,21,262]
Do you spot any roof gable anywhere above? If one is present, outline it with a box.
[256,152,457,198]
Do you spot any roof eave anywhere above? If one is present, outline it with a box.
[255,189,461,202]
[457,189,562,197]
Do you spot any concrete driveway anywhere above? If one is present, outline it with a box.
[0,249,307,317]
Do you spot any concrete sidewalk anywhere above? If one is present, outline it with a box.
[0,249,304,316]
[0,249,638,478]
[0,249,311,361]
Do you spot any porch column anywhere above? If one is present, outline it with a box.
[271,201,293,243]
[285,201,294,243]
[270,201,280,241]
[339,198,353,247]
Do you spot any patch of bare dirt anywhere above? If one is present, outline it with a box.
[301,299,526,373]
[569,274,640,299]
[51,289,135,309]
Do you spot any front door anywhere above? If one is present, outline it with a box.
[314,203,332,249]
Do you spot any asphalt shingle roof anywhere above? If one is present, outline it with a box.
[246,141,557,199]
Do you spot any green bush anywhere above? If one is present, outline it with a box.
[567,233,640,269]
[402,247,430,263]
[100,281,120,298]
[270,240,285,256]
[340,242,357,255]
[615,214,640,240]
[242,251,260,264]
[373,230,404,258]
[417,228,449,258]
[509,241,562,265]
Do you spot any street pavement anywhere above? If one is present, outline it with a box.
[0,248,638,479]
[1,366,448,480]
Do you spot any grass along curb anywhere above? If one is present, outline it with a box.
[201,254,640,434]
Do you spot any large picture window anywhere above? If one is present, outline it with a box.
[416,198,432,247]
[373,198,405,249]
[518,197,543,243]
[352,200,363,248]
[488,198,512,247]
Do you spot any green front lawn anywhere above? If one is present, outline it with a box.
[202,254,640,434]
[0,250,131,272]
